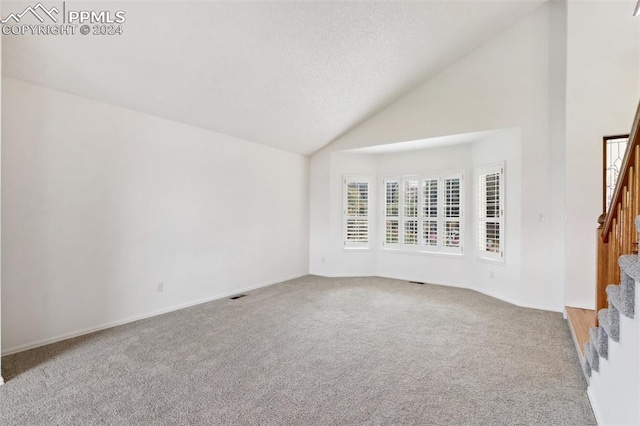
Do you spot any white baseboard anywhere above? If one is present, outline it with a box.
[375,273,468,290]
[587,388,603,426]
[2,272,307,356]
[2,271,561,355]
[566,303,597,311]
[312,273,376,278]
[375,273,561,313]
[471,287,563,313]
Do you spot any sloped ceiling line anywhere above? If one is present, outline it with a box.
[2,0,547,154]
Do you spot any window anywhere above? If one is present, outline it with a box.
[385,180,400,244]
[423,178,438,247]
[478,164,504,262]
[344,176,371,249]
[443,177,462,249]
[383,171,463,254]
[403,179,419,245]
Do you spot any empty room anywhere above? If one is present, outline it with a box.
[1,0,639,424]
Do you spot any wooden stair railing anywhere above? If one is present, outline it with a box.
[598,102,640,318]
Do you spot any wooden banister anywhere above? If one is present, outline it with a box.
[597,100,640,318]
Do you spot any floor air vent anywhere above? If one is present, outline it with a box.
[230,294,247,300]
[409,281,425,285]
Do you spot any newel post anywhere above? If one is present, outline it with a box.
[596,214,608,323]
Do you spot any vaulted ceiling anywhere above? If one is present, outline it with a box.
[2,1,546,154]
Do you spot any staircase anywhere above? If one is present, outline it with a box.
[582,217,637,382]
[572,101,640,424]
[579,228,640,424]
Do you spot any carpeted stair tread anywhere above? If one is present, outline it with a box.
[605,284,633,319]
[583,355,592,380]
[589,326,608,360]
[598,307,619,342]
[598,327,609,360]
[617,263,636,318]
[582,341,592,380]
[589,342,599,372]
[606,284,621,310]
[620,254,640,283]
[584,341,599,372]
[583,342,591,367]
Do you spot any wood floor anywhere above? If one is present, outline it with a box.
[566,306,596,357]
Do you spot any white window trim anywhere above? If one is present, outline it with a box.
[343,176,372,250]
[383,178,401,250]
[401,176,420,250]
[477,163,505,263]
[382,170,464,256]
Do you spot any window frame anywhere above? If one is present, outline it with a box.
[343,176,372,250]
[383,178,401,249]
[382,170,464,255]
[477,163,505,263]
[441,174,464,254]
[401,177,420,249]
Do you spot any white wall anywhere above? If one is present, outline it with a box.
[315,152,378,277]
[471,129,522,306]
[310,2,565,311]
[309,150,332,275]
[1,78,309,354]
[587,282,640,426]
[0,20,4,382]
[311,129,526,305]
[374,143,473,288]
[547,0,568,314]
[564,0,640,309]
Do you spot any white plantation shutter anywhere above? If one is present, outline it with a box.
[422,178,438,247]
[384,179,400,246]
[478,165,504,262]
[403,179,419,246]
[443,177,461,250]
[382,172,463,254]
[344,177,371,248]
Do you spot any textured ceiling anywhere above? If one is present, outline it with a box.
[2,1,546,154]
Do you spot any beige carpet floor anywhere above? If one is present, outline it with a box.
[0,276,595,425]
